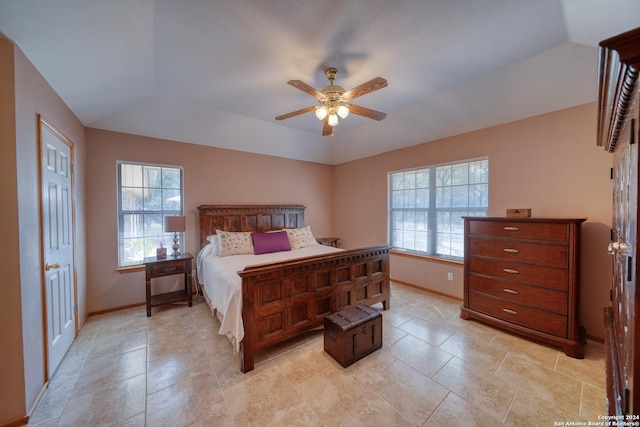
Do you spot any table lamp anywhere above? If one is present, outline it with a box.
[164,215,186,257]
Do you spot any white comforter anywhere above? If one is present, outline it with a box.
[197,244,343,352]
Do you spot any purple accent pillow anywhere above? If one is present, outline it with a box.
[252,230,292,255]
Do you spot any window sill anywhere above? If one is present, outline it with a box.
[390,249,463,266]
[116,265,144,274]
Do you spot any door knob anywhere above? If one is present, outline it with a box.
[45,263,60,271]
[608,241,630,255]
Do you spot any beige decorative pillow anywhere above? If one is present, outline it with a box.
[216,230,254,256]
[285,226,319,249]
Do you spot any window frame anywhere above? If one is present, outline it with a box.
[388,157,489,261]
[116,161,184,267]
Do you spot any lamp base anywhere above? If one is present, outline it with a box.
[171,232,180,257]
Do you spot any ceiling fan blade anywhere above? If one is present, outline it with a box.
[346,104,387,121]
[342,77,388,101]
[288,80,326,100]
[275,105,317,120]
[322,117,332,136]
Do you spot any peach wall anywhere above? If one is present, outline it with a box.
[334,103,613,339]
[0,37,25,424]
[85,129,334,313]
[0,38,87,424]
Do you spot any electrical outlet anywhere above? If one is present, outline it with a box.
[447,272,454,281]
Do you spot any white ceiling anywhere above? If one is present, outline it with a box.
[0,0,638,165]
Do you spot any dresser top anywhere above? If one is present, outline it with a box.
[462,217,586,223]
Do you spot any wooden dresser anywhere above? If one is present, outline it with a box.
[460,217,585,358]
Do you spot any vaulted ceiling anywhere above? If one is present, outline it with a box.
[0,0,638,164]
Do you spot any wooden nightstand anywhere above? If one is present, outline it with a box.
[316,237,340,248]
[316,237,340,247]
[143,253,193,317]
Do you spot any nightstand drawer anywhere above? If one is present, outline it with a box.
[468,238,568,267]
[468,220,568,241]
[148,261,186,276]
[469,291,567,337]
[469,256,567,290]
[468,275,567,313]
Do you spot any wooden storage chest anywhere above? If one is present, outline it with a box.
[460,217,585,358]
[324,304,382,367]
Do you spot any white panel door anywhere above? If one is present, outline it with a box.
[40,118,75,377]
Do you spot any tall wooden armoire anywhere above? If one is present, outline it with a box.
[598,27,640,416]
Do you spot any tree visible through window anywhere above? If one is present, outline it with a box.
[389,158,488,260]
[117,162,183,267]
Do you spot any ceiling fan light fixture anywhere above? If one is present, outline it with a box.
[276,67,387,136]
[315,105,328,120]
[337,104,349,119]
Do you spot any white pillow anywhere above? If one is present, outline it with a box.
[285,226,319,249]
[205,235,220,257]
[216,230,255,256]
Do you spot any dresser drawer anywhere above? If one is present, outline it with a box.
[468,275,567,313]
[468,238,568,267]
[469,291,567,337]
[468,220,568,241]
[469,257,567,290]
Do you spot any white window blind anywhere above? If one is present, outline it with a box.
[117,162,183,266]
[389,158,488,260]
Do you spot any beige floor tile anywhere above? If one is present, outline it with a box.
[356,358,449,425]
[343,397,414,427]
[504,388,591,426]
[387,334,453,378]
[398,315,455,346]
[438,331,508,371]
[555,339,606,389]
[28,376,75,425]
[490,330,560,368]
[581,382,607,420]
[147,327,201,361]
[147,346,215,394]
[224,365,307,426]
[58,374,146,426]
[433,356,517,421]
[70,347,146,399]
[382,321,408,346]
[295,367,379,425]
[146,373,228,426]
[496,352,583,414]
[424,392,505,427]
[114,412,145,426]
[272,342,335,386]
[86,327,147,361]
[32,282,608,426]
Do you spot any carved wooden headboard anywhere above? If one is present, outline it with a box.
[197,205,305,249]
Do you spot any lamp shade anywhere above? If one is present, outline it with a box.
[164,216,186,232]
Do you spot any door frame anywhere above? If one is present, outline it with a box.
[37,114,78,380]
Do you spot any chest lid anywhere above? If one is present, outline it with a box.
[327,304,380,330]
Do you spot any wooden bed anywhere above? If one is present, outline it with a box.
[197,204,391,373]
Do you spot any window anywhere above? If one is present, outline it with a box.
[389,157,488,260]
[117,162,183,267]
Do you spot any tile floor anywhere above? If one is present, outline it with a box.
[29,283,607,426]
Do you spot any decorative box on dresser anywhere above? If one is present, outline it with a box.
[597,27,640,416]
[460,217,586,358]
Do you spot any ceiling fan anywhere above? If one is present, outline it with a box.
[275,67,388,136]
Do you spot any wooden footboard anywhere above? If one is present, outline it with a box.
[238,245,391,373]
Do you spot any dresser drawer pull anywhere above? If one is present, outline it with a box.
[503,248,520,254]
[503,268,519,274]
[503,226,520,231]
[502,308,518,315]
[502,288,519,295]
